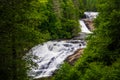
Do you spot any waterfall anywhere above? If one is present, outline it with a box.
[26,40,86,79]
[84,12,98,20]
[25,12,98,79]
[79,20,92,34]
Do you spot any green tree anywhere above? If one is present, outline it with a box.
[83,0,98,11]
[53,0,120,80]
[0,0,85,80]
[0,0,50,80]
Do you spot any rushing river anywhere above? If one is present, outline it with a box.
[25,12,98,79]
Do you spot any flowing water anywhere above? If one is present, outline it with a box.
[79,20,92,34]
[25,12,98,79]
[27,40,86,79]
[84,12,98,20]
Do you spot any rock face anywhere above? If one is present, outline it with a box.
[83,19,95,31]
[65,49,84,65]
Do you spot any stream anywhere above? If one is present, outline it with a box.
[25,12,98,79]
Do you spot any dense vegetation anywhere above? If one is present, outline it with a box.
[0,0,84,80]
[53,0,120,80]
[83,0,98,11]
[1,0,120,80]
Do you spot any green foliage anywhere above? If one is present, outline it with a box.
[0,0,50,80]
[82,0,98,11]
[53,63,72,80]
[0,0,84,80]
[53,0,120,80]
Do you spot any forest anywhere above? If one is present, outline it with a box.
[0,0,120,80]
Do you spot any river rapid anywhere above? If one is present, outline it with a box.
[25,12,98,79]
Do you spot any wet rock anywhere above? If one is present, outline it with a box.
[65,49,84,65]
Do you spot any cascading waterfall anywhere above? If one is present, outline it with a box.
[25,12,98,79]
[84,12,98,20]
[26,40,86,79]
[79,20,92,34]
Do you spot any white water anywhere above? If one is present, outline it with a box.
[25,12,98,79]
[84,12,98,20]
[27,40,86,79]
[79,20,92,34]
